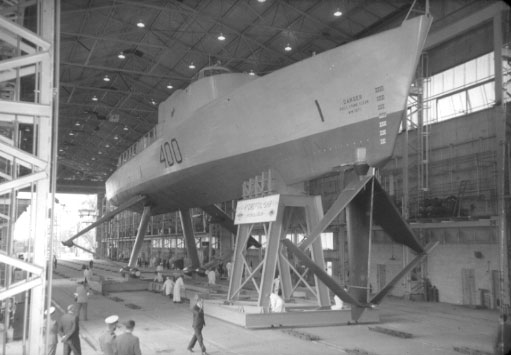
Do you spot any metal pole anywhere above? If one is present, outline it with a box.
[29,0,55,353]
[494,9,509,316]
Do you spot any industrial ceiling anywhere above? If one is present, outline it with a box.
[5,0,490,194]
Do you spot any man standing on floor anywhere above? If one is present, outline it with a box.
[44,306,58,355]
[59,304,81,355]
[226,261,232,280]
[75,281,89,321]
[187,297,207,355]
[162,276,174,299]
[173,274,185,303]
[116,319,142,355]
[207,269,216,285]
[99,315,119,355]
[270,289,285,313]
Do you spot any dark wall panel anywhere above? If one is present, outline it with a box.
[427,22,493,76]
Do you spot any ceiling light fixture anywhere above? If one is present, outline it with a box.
[118,51,126,59]
[123,125,129,131]
[91,157,96,161]
[136,20,145,28]
[114,135,119,140]
[334,8,343,17]
[257,0,266,2]
[188,62,196,69]
[217,33,226,41]
[69,131,74,136]
[249,69,255,76]
[75,122,80,126]
[284,43,292,52]
[98,151,102,155]
[92,95,98,102]
[166,83,173,89]
[103,75,110,82]
[151,99,157,105]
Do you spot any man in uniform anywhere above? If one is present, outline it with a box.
[99,315,119,355]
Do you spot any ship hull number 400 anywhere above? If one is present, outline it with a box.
[160,139,182,167]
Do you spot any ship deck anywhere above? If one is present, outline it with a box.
[4,258,497,355]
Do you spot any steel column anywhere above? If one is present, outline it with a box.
[306,197,330,306]
[346,191,371,322]
[227,224,252,301]
[29,1,55,353]
[128,205,152,268]
[277,246,292,299]
[277,207,295,299]
[258,204,284,311]
[179,209,200,269]
[282,239,362,306]
[370,241,439,305]
[62,195,147,247]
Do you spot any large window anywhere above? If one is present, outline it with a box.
[151,239,162,248]
[321,232,334,250]
[424,52,496,123]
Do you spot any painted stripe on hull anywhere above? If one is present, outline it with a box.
[109,111,402,214]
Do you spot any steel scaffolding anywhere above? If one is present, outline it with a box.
[0,1,55,354]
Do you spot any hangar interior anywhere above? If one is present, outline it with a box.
[86,0,511,309]
[0,0,510,353]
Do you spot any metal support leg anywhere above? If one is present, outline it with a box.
[180,209,200,269]
[228,224,252,301]
[278,208,295,300]
[258,204,285,311]
[278,245,292,299]
[370,241,439,305]
[306,197,330,306]
[128,205,151,268]
[346,193,371,321]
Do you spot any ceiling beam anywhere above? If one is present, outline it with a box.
[117,0,295,65]
[61,31,277,67]
[56,180,106,194]
[280,1,353,42]
[60,101,156,114]
[425,1,507,50]
[60,60,186,81]
[60,82,154,98]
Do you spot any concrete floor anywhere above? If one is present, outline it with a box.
[2,259,499,355]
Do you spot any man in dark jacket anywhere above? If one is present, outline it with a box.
[116,319,142,355]
[187,297,207,355]
[59,304,81,355]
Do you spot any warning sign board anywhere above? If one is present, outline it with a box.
[234,195,280,224]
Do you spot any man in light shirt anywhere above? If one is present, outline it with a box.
[270,289,285,313]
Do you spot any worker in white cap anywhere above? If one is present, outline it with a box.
[44,306,58,355]
[98,315,119,355]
